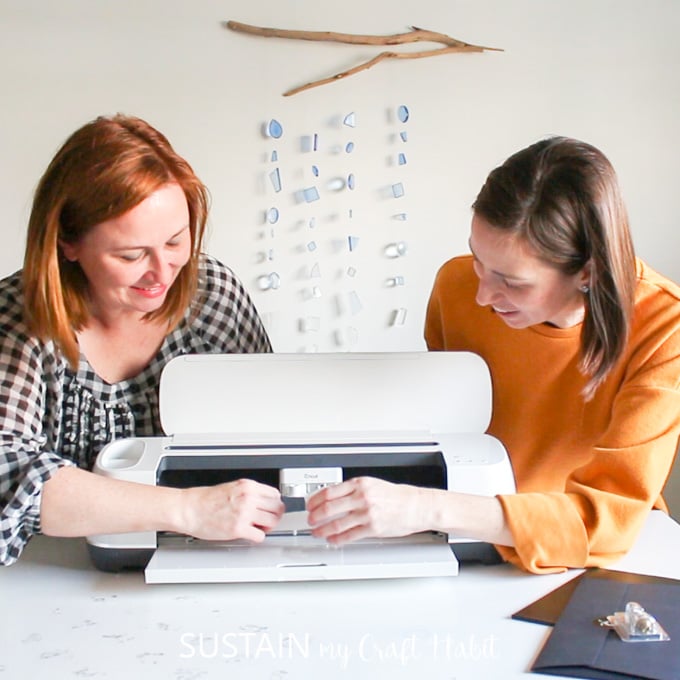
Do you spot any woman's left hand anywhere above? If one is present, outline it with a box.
[305,476,427,544]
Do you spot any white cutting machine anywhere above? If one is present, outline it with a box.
[87,351,515,583]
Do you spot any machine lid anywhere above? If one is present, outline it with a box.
[159,351,491,436]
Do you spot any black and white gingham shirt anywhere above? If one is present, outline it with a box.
[0,254,271,565]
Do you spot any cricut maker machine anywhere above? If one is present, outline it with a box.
[87,351,515,583]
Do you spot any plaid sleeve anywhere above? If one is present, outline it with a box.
[193,255,273,353]
[1,283,74,566]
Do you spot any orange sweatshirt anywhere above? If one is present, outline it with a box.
[425,255,680,573]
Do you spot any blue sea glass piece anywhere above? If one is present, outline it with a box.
[266,207,279,224]
[269,168,282,193]
[257,272,281,291]
[343,112,356,127]
[348,290,362,315]
[303,186,320,203]
[302,316,321,332]
[267,119,283,139]
[385,241,408,258]
[327,177,346,192]
[392,308,407,326]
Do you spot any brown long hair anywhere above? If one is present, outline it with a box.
[472,137,636,398]
[22,114,209,368]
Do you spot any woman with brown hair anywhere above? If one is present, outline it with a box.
[308,137,680,573]
[0,114,283,565]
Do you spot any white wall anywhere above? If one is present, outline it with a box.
[2,0,679,511]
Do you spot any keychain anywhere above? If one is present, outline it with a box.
[596,602,670,643]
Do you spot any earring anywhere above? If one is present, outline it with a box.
[580,284,590,294]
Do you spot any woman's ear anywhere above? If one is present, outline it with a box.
[578,260,593,290]
[58,240,78,262]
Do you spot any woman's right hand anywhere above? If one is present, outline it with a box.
[179,479,285,543]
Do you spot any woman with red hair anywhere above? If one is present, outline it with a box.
[0,114,284,565]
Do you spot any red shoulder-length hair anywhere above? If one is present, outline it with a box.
[22,114,209,368]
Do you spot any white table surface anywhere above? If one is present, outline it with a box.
[1,511,678,680]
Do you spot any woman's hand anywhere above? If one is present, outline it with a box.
[179,479,285,543]
[305,476,427,544]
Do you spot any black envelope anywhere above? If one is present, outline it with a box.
[513,568,680,626]
[531,577,680,680]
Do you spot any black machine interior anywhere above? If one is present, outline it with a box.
[157,448,447,491]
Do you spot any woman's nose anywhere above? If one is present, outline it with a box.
[147,250,172,281]
[475,275,500,307]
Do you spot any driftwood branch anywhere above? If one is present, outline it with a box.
[224,21,502,96]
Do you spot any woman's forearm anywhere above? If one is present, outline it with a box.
[40,465,184,537]
[421,488,514,546]
[307,477,515,546]
[40,466,285,542]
